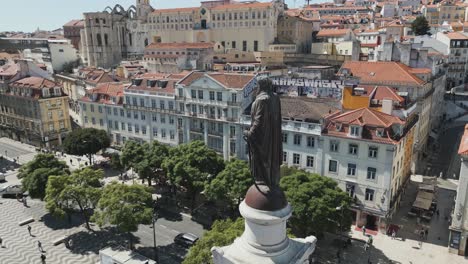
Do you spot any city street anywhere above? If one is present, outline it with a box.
[0,137,206,264]
[426,124,465,179]
[0,195,204,264]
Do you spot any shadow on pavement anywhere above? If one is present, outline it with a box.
[40,212,85,230]
[136,243,188,264]
[67,227,141,255]
[387,181,454,248]
[314,233,400,264]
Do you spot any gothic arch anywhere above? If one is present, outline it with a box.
[112,4,126,15]
[127,5,137,19]
[103,6,113,13]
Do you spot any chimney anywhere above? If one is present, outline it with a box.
[382,99,394,115]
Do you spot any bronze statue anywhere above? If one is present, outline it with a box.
[244,78,283,189]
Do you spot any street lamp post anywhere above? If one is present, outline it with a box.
[152,210,159,263]
[336,205,344,262]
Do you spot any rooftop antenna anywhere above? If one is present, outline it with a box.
[305,0,311,6]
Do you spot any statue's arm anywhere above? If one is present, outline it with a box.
[245,99,266,142]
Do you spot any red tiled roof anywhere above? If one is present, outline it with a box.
[11,77,57,89]
[458,125,468,156]
[317,28,350,37]
[153,7,199,14]
[356,85,405,103]
[0,63,19,77]
[443,32,468,40]
[372,86,405,103]
[91,82,126,97]
[63,19,85,27]
[178,71,255,89]
[329,107,404,127]
[408,68,431,74]
[146,42,214,50]
[211,2,272,10]
[324,108,405,144]
[340,61,426,86]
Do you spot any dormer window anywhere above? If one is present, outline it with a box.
[376,128,384,137]
[42,88,50,98]
[336,123,342,131]
[350,126,360,137]
[54,87,61,96]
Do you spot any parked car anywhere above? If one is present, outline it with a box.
[0,185,23,197]
[174,233,199,248]
[0,173,5,182]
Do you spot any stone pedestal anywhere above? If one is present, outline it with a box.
[212,201,316,264]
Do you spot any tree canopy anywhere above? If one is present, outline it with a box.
[92,182,153,234]
[280,169,352,237]
[121,140,169,186]
[163,141,225,208]
[45,168,103,229]
[412,16,431,36]
[62,128,111,164]
[20,154,69,199]
[204,159,252,211]
[183,218,244,264]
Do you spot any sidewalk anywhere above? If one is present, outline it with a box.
[342,180,466,264]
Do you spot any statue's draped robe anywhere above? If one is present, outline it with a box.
[246,91,283,187]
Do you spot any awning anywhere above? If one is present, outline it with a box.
[419,184,435,193]
[412,197,432,210]
[417,191,434,201]
[411,174,423,183]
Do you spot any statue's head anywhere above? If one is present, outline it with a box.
[256,78,274,94]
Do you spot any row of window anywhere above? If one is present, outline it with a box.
[328,160,377,180]
[330,141,379,158]
[124,97,174,110]
[346,184,376,202]
[190,90,237,102]
[283,133,316,148]
[212,10,269,21]
[283,152,315,168]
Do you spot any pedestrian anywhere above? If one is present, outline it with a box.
[40,253,46,263]
[70,159,73,165]
[362,225,366,236]
[368,235,373,246]
[364,242,369,251]
[424,229,428,240]
[27,225,32,236]
[37,241,43,252]
[436,209,440,217]
[392,230,396,240]
[23,196,27,207]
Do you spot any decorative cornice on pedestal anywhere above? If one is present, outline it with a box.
[212,201,316,264]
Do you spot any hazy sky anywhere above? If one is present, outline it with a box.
[0,0,309,32]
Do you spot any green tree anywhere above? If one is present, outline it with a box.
[183,218,244,264]
[120,141,146,170]
[92,182,153,248]
[20,154,69,199]
[163,141,225,209]
[280,170,352,237]
[412,16,431,36]
[45,168,103,229]
[204,159,252,212]
[63,128,111,164]
[121,141,169,186]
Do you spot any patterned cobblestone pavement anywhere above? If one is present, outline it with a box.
[0,199,98,264]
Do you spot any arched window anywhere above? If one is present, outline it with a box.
[97,33,102,46]
[104,34,109,46]
[144,38,149,47]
